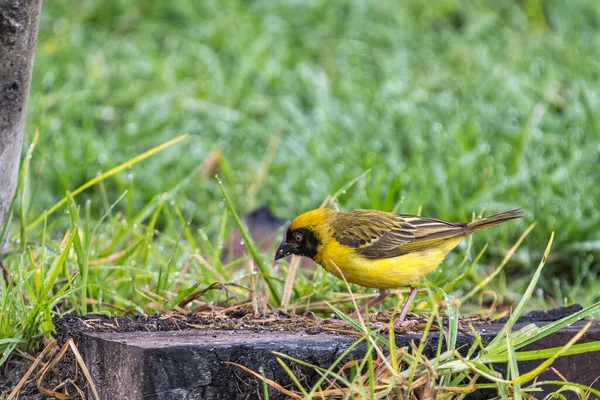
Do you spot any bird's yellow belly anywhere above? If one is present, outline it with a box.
[316,237,464,289]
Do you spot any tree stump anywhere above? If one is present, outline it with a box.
[51,305,600,400]
[0,0,42,246]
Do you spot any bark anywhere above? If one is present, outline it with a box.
[0,0,42,244]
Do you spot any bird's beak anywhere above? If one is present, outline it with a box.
[275,238,296,260]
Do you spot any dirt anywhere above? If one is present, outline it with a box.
[52,308,490,349]
[52,310,332,347]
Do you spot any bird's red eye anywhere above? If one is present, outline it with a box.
[294,232,303,242]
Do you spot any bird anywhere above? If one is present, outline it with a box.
[275,208,523,325]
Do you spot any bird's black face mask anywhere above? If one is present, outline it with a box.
[274,227,319,260]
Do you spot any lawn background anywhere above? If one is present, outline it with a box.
[12,0,600,317]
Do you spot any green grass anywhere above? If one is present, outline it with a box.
[1,0,600,395]
[27,0,600,294]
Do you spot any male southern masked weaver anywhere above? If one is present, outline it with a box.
[275,208,523,324]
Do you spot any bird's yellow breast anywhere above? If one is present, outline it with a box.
[315,236,464,289]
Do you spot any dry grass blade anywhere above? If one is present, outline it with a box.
[478,290,499,319]
[410,373,430,390]
[68,339,100,400]
[249,259,259,315]
[437,376,476,393]
[177,282,248,308]
[226,361,303,399]
[174,254,195,291]
[320,327,364,337]
[247,132,282,210]
[550,367,568,382]
[54,378,86,398]
[191,254,226,283]
[292,292,374,314]
[37,340,71,399]
[453,351,510,384]
[138,288,170,313]
[1,260,13,284]
[318,194,332,209]
[461,221,536,305]
[329,259,368,333]
[38,388,70,399]
[309,387,350,398]
[35,339,100,400]
[280,255,301,312]
[419,353,438,380]
[8,341,57,400]
[198,150,221,178]
[87,250,126,266]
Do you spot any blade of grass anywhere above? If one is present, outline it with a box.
[259,368,270,400]
[487,232,554,349]
[65,192,87,313]
[532,381,600,398]
[505,326,522,400]
[24,134,188,233]
[275,344,368,399]
[481,340,600,364]
[512,300,600,351]
[329,168,371,204]
[209,206,228,271]
[275,357,309,397]
[216,176,281,306]
[330,169,371,205]
[226,361,303,399]
[444,244,487,292]
[172,203,199,251]
[461,222,536,305]
[406,305,437,392]
[512,321,592,384]
[18,129,39,252]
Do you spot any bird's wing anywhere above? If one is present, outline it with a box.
[333,210,468,259]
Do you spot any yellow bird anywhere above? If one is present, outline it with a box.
[275,208,523,323]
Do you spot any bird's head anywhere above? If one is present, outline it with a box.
[274,208,334,261]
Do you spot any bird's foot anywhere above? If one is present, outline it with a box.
[393,316,420,332]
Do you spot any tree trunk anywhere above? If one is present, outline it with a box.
[0,0,42,244]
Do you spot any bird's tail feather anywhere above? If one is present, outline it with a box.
[467,209,524,232]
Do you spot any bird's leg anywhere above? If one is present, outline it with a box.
[349,289,390,320]
[395,287,419,327]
